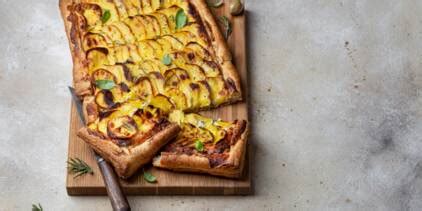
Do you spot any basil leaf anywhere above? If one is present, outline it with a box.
[207,0,224,8]
[195,140,204,152]
[143,172,157,183]
[176,9,187,29]
[95,80,115,90]
[162,54,172,65]
[101,10,111,23]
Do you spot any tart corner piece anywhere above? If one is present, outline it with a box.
[78,122,180,179]
[153,113,249,178]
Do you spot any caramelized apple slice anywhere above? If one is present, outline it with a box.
[140,60,160,73]
[141,0,154,14]
[207,77,229,106]
[185,42,212,60]
[161,35,184,50]
[107,116,138,139]
[183,113,226,144]
[200,61,221,77]
[149,94,175,114]
[164,68,189,81]
[112,22,135,43]
[132,77,154,98]
[108,45,130,64]
[197,81,212,108]
[113,0,129,19]
[164,71,179,88]
[125,16,147,41]
[95,89,116,109]
[87,48,109,71]
[156,37,173,54]
[148,72,165,94]
[92,68,116,83]
[178,80,194,109]
[172,31,196,45]
[165,88,188,110]
[122,0,141,17]
[151,13,171,35]
[181,64,206,81]
[81,5,102,27]
[150,0,161,12]
[82,33,108,51]
[127,44,142,62]
[146,39,163,58]
[137,41,155,60]
[103,25,125,45]
[140,15,158,39]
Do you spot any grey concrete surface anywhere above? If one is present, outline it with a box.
[1,0,422,210]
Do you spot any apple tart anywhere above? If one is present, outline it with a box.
[60,0,247,178]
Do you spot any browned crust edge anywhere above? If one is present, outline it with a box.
[77,123,181,178]
[60,0,92,97]
[152,121,249,178]
[189,0,243,101]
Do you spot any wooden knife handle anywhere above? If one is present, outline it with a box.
[96,155,131,211]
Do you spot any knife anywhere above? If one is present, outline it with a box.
[68,87,131,211]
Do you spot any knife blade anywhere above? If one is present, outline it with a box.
[68,87,131,211]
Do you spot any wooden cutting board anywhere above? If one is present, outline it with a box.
[66,1,251,195]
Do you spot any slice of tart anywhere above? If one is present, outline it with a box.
[153,111,249,178]
[78,98,180,178]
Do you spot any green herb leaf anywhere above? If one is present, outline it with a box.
[218,15,232,39]
[32,203,43,211]
[67,158,93,178]
[176,9,187,29]
[95,79,115,90]
[162,54,172,65]
[143,171,157,183]
[195,140,204,152]
[101,10,111,24]
[207,0,224,8]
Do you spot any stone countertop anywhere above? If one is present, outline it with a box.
[1,0,422,210]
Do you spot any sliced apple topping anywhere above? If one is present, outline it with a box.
[149,94,175,114]
[148,72,165,94]
[95,89,116,109]
[87,48,110,72]
[107,115,138,139]
[122,0,141,17]
[207,77,229,106]
[185,42,212,60]
[125,16,147,41]
[113,22,135,43]
[92,68,116,83]
[165,88,187,110]
[161,35,184,50]
[183,113,227,144]
[82,33,108,51]
[141,0,154,14]
[197,81,212,108]
[81,5,102,27]
[132,77,154,98]
[113,0,129,19]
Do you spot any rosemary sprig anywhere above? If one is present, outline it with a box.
[67,158,93,178]
[218,15,232,39]
[32,203,43,211]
